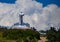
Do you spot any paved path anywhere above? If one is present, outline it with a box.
[38,37,47,42]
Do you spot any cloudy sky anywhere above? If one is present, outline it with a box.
[0,0,60,31]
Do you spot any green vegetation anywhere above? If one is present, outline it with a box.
[0,28,40,42]
[46,27,60,42]
[39,27,60,42]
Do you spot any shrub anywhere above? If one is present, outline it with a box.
[2,29,40,42]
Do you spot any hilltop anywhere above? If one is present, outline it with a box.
[0,28,40,42]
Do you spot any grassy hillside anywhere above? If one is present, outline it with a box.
[0,28,40,42]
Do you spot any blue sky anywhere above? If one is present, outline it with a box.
[36,0,60,7]
[0,0,60,7]
[0,0,16,4]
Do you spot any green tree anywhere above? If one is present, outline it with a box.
[46,27,57,42]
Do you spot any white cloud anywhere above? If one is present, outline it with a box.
[0,0,60,31]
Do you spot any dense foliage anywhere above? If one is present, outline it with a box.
[0,28,40,42]
[46,27,60,42]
